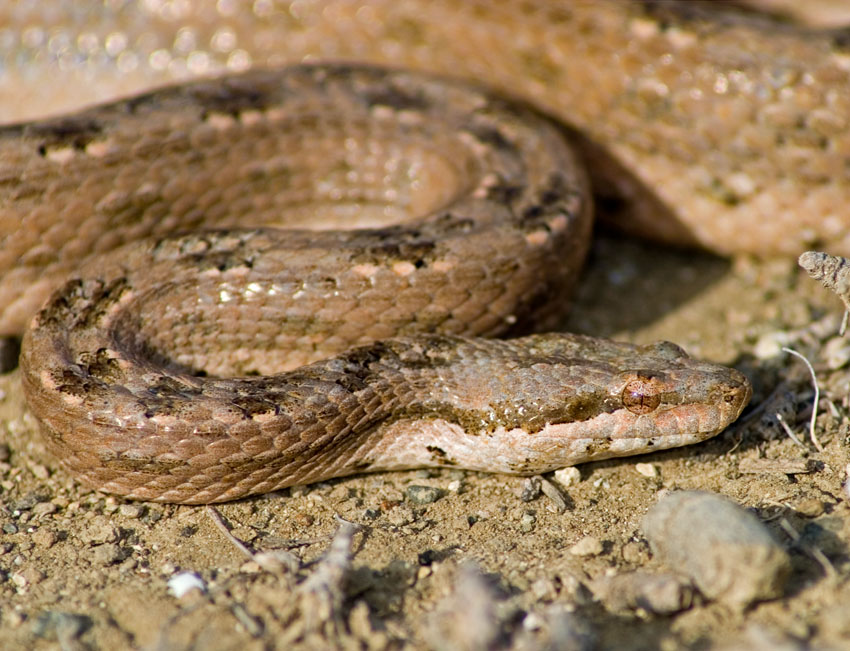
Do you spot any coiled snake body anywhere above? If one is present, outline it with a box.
[6,1,841,502]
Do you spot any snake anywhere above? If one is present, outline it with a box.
[5,0,843,503]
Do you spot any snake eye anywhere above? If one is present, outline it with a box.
[622,376,663,414]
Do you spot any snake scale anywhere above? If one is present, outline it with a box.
[5,0,843,502]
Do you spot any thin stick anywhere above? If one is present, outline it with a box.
[206,505,253,559]
[782,347,825,452]
[774,413,805,449]
[779,518,836,581]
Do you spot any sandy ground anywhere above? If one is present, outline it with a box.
[1,233,849,650]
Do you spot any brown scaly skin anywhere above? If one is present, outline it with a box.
[18,66,751,503]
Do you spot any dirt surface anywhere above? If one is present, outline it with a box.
[1,233,849,650]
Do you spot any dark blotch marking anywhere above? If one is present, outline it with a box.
[540,172,571,206]
[27,117,103,153]
[487,183,525,205]
[426,444,447,458]
[426,445,456,466]
[147,376,202,399]
[192,78,273,116]
[339,341,393,377]
[639,0,785,30]
[203,252,254,273]
[77,348,123,383]
[519,172,579,226]
[349,225,437,265]
[465,123,514,152]
[361,85,431,111]
[231,395,279,418]
[37,277,131,331]
[54,368,101,399]
[522,205,544,220]
[434,212,476,232]
[367,240,435,262]
[141,376,204,417]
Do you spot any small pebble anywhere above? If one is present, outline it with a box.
[180,526,197,538]
[753,331,793,360]
[642,491,791,609]
[795,498,826,518]
[289,484,309,497]
[12,567,44,587]
[118,504,143,519]
[621,541,649,565]
[77,518,118,545]
[406,485,443,505]
[5,610,25,627]
[635,463,658,478]
[254,549,299,574]
[31,502,57,518]
[31,528,57,549]
[13,492,45,510]
[378,486,404,503]
[589,570,693,614]
[519,511,536,533]
[0,443,10,462]
[239,561,262,574]
[29,464,49,480]
[119,558,138,573]
[517,606,596,650]
[823,336,850,370]
[554,467,581,487]
[92,543,124,566]
[362,508,381,521]
[32,611,92,641]
[167,571,206,598]
[570,536,603,557]
[522,612,545,632]
[520,476,542,502]
[540,478,569,513]
[531,577,558,601]
[387,504,415,527]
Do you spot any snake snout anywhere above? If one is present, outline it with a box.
[716,369,752,423]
